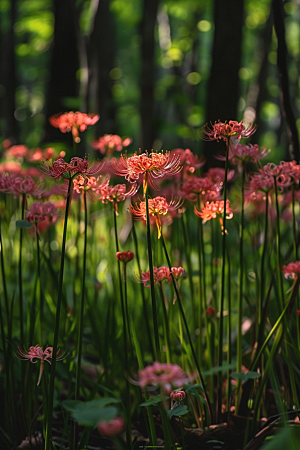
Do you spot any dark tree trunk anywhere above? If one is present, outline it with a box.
[87,0,115,137]
[139,0,160,150]
[246,11,273,144]
[44,0,80,143]
[272,0,300,162]
[0,0,17,141]
[203,0,244,168]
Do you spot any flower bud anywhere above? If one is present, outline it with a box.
[170,390,185,401]
[116,251,134,263]
[97,417,125,438]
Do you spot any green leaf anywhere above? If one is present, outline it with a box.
[61,399,82,411]
[72,405,118,426]
[16,220,32,228]
[62,398,121,426]
[231,371,261,383]
[140,394,169,407]
[202,363,236,376]
[167,405,189,418]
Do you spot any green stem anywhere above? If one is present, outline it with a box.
[131,219,155,358]
[274,177,284,308]
[217,136,230,420]
[160,230,212,423]
[145,183,160,359]
[236,165,245,408]
[36,227,42,345]
[19,193,25,346]
[75,191,88,401]
[45,176,73,450]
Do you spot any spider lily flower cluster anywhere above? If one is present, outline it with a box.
[17,345,67,385]
[3,113,300,447]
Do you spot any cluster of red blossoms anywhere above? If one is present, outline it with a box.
[141,266,184,287]
[49,111,99,143]
[136,361,192,394]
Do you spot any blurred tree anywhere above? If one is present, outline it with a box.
[204,0,244,168]
[44,0,80,143]
[87,0,116,137]
[0,0,17,141]
[139,0,160,150]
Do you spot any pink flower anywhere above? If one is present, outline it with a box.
[97,417,125,439]
[171,267,184,279]
[49,111,99,143]
[170,148,205,179]
[17,345,67,385]
[116,251,134,263]
[282,262,300,279]
[200,120,256,141]
[141,267,171,287]
[181,176,219,203]
[95,180,138,215]
[40,157,104,181]
[111,151,182,192]
[216,143,270,164]
[0,161,22,174]
[137,361,192,393]
[4,145,28,159]
[170,390,186,401]
[8,176,43,198]
[129,196,182,238]
[92,134,131,156]
[194,200,233,228]
[26,202,57,224]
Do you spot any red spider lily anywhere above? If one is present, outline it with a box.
[170,390,186,401]
[40,157,104,181]
[111,151,182,193]
[26,201,58,224]
[73,175,98,193]
[7,175,43,198]
[49,111,99,143]
[141,266,171,287]
[4,145,28,159]
[0,161,22,174]
[135,361,192,394]
[116,251,134,263]
[92,134,131,156]
[170,148,205,179]
[181,176,220,203]
[194,200,233,234]
[97,417,125,439]
[129,196,183,238]
[96,180,138,215]
[206,306,216,317]
[200,120,256,142]
[17,345,67,385]
[26,147,55,162]
[216,143,270,164]
[282,262,300,279]
[171,267,185,279]
[141,266,184,287]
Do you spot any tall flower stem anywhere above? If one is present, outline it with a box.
[113,207,132,450]
[217,137,230,420]
[75,190,88,401]
[145,182,160,359]
[259,193,269,330]
[0,215,8,355]
[131,219,155,358]
[160,231,212,423]
[19,193,26,347]
[236,164,246,408]
[274,177,284,309]
[36,228,42,345]
[45,177,73,450]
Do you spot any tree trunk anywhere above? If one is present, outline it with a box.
[0,0,17,141]
[203,0,244,168]
[139,0,160,150]
[87,0,115,137]
[44,0,80,143]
